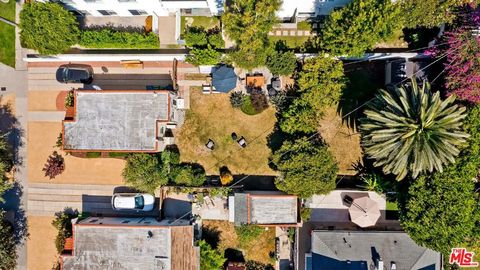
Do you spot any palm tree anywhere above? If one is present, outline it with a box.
[360,78,469,180]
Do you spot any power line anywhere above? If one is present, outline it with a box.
[169,44,459,225]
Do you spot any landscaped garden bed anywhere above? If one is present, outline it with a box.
[202,220,275,266]
[175,87,276,175]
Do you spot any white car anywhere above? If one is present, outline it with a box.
[111,193,155,212]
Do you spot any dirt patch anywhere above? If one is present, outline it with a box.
[28,91,64,111]
[202,220,275,265]
[27,216,58,270]
[175,88,277,175]
[28,121,126,184]
[319,107,363,175]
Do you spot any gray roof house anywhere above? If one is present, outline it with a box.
[63,90,178,152]
[229,192,299,226]
[306,231,442,270]
[61,216,199,270]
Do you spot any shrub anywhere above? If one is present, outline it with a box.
[207,31,225,48]
[266,50,297,76]
[52,209,78,253]
[235,224,263,246]
[20,2,80,55]
[55,133,63,148]
[172,165,206,187]
[64,91,74,108]
[184,27,208,47]
[220,168,233,186]
[199,240,226,270]
[250,91,269,113]
[79,28,160,49]
[85,152,101,158]
[108,152,129,158]
[43,151,65,179]
[269,91,287,110]
[240,96,257,115]
[209,187,231,198]
[185,46,222,66]
[122,153,168,193]
[230,92,245,108]
[300,207,312,221]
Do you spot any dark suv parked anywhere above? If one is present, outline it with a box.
[56,64,94,84]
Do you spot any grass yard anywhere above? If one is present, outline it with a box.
[181,16,220,33]
[319,107,363,176]
[175,88,276,175]
[0,22,15,67]
[0,0,15,22]
[202,220,275,265]
[270,35,311,50]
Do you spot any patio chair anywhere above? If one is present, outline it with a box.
[206,139,215,150]
[237,137,247,148]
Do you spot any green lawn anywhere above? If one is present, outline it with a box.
[386,201,399,211]
[181,16,220,34]
[269,35,310,50]
[0,22,15,67]
[0,0,15,22]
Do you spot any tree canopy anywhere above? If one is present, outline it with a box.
[360,79,469,180]
[442,6,480,104]
[266,50,297,76]
[399,0,470,28]
[280,56,346,134]
[122,153,168,193]
[20,2,80,55]
[0,211,16,270]
[273,137,338,198]
[318,0,400,56]
[399,105,480,255]
[222,0,281,69]
[199,240,226,270]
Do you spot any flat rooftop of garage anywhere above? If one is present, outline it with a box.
[63,91,170,151]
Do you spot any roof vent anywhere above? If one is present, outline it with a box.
[147,231,154,238]
[376,258,384,270]
[391,262,397,270]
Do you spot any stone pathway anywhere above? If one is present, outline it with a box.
[269,29,313,37]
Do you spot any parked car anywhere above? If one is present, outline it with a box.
[56,64,94,84]
[111,193,155,212]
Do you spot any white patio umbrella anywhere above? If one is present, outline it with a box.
[348,196,381,227]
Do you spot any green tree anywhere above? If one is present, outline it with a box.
[185,46,222,66]
[222,0,281,69]
[19,2,80,55]
[266,50,297,76]
[280,56,346,134]
[400,0,468,28]
[122,153,168,193]
[273,137,338,198]
[199,240,226,270]
[184,27,208,47]
[360,79,469,180]
[400,105,480,254]
[172,165,206,187]
[0,210,16,270]
[318,0,400,56]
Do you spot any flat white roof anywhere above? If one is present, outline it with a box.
[276,0,352,18]
[64,91,170,151]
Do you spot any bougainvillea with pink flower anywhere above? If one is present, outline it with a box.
[443,5,480,103]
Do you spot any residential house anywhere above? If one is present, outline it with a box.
[61,216,199,270]
[49,0,223,17]
[277,0,352,22]
[306,230,442,270]
[62,90,183,152]
[229,192,300,226]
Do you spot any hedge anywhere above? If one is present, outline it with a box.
[79,29,160,49]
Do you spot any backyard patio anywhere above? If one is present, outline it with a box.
[175,87,276,175]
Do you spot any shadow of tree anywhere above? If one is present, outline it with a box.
[338,66,384,130]
[224,248,245,262]
[202,225,221,249]
[245,260,275,270]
